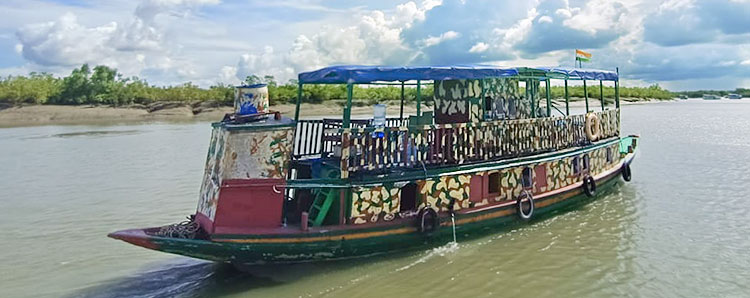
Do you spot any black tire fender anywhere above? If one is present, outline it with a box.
[582,175,597,197]
[517,190,535,221]
[621,162,632,182]
[416,207,439,234]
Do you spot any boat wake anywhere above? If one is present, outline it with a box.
[395,241,460,272]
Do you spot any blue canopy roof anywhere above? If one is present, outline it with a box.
[533,67,618,81]
[298,65,519,84]
[298,65,618,84]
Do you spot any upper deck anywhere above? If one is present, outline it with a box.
[290,65,622,183]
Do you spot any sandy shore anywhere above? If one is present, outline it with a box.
[0,97,669,128]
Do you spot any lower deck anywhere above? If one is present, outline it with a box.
[109,146,635,264]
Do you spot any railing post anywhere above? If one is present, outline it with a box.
[340,130,350,179]
[564,79,570,116]
[545,79,551,117]
[583,80,589,113]
[343,83,353,128]
[400,81,405,124]
[599,80,604,111]
[416,80,422,125]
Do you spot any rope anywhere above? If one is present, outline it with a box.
[155,216,200,239]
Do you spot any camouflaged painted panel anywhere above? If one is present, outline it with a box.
[418,174,473,211]
[197,127,227,220]
[434,80,478,124]
[222,127,294,179]
[351,184,402,224]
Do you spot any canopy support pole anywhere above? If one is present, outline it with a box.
[343,83,353,128]
[615,67,620,109]
[400,81,405,124]
[416,80,422,125]
[600,80,605,111]
[564,79,570,116]
[584,80,589,113]
[294,82,303,122]
[529,79,535,118]
[545,79,551,117]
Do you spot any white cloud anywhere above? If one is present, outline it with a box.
[563,0,629,34]
[419,30,460,47]
[538,15,553,23]
[468,42,489,53]
[494,7,538,50]
[16,13,119,67]
[12,0,222,84]
[226,0,440,83]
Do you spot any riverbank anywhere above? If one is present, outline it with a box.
[0,97,670,127]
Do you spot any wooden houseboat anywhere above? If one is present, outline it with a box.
[109,65,639,265]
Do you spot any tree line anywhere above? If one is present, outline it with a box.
[676,88,750,98]
[1,64,678,106]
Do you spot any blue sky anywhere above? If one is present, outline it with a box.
[1,0,749,90]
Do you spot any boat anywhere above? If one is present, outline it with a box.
[703,94,721,100]
[109,65,640,265]
[727,93,742,99]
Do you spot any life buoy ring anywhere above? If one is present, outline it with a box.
[517,190,535,221]
[416,208,439,234]
[582,175,597,197]
[585,113,601,141]
[621,162,632,182]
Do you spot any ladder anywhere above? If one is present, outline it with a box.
[308,188,336,227]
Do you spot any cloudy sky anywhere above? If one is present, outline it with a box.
[1,0,748,90]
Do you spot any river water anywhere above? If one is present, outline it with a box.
[1,100,749,297]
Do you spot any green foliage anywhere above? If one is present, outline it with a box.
[541,84,674,100]
[264,80,435,105]
[0,64,234,106]
[0,64,691,106]
[0,72,61,104]
[677,88,750,98]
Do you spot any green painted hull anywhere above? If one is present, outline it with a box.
[110,162,629,265]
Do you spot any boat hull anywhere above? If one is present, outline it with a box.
[109,152,633,265]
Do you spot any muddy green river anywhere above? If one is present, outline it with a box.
[1,100,749,297]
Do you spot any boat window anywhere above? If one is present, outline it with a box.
[573,157,581,174]
[488,172,500,194]
[583,154,590,170]
[484,96,493,113]
[508,98,517,119]
[400,183,418,212]
[522,167,533,188]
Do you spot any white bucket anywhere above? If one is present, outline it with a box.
[235,84,269,115]
[373,104,386,127]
